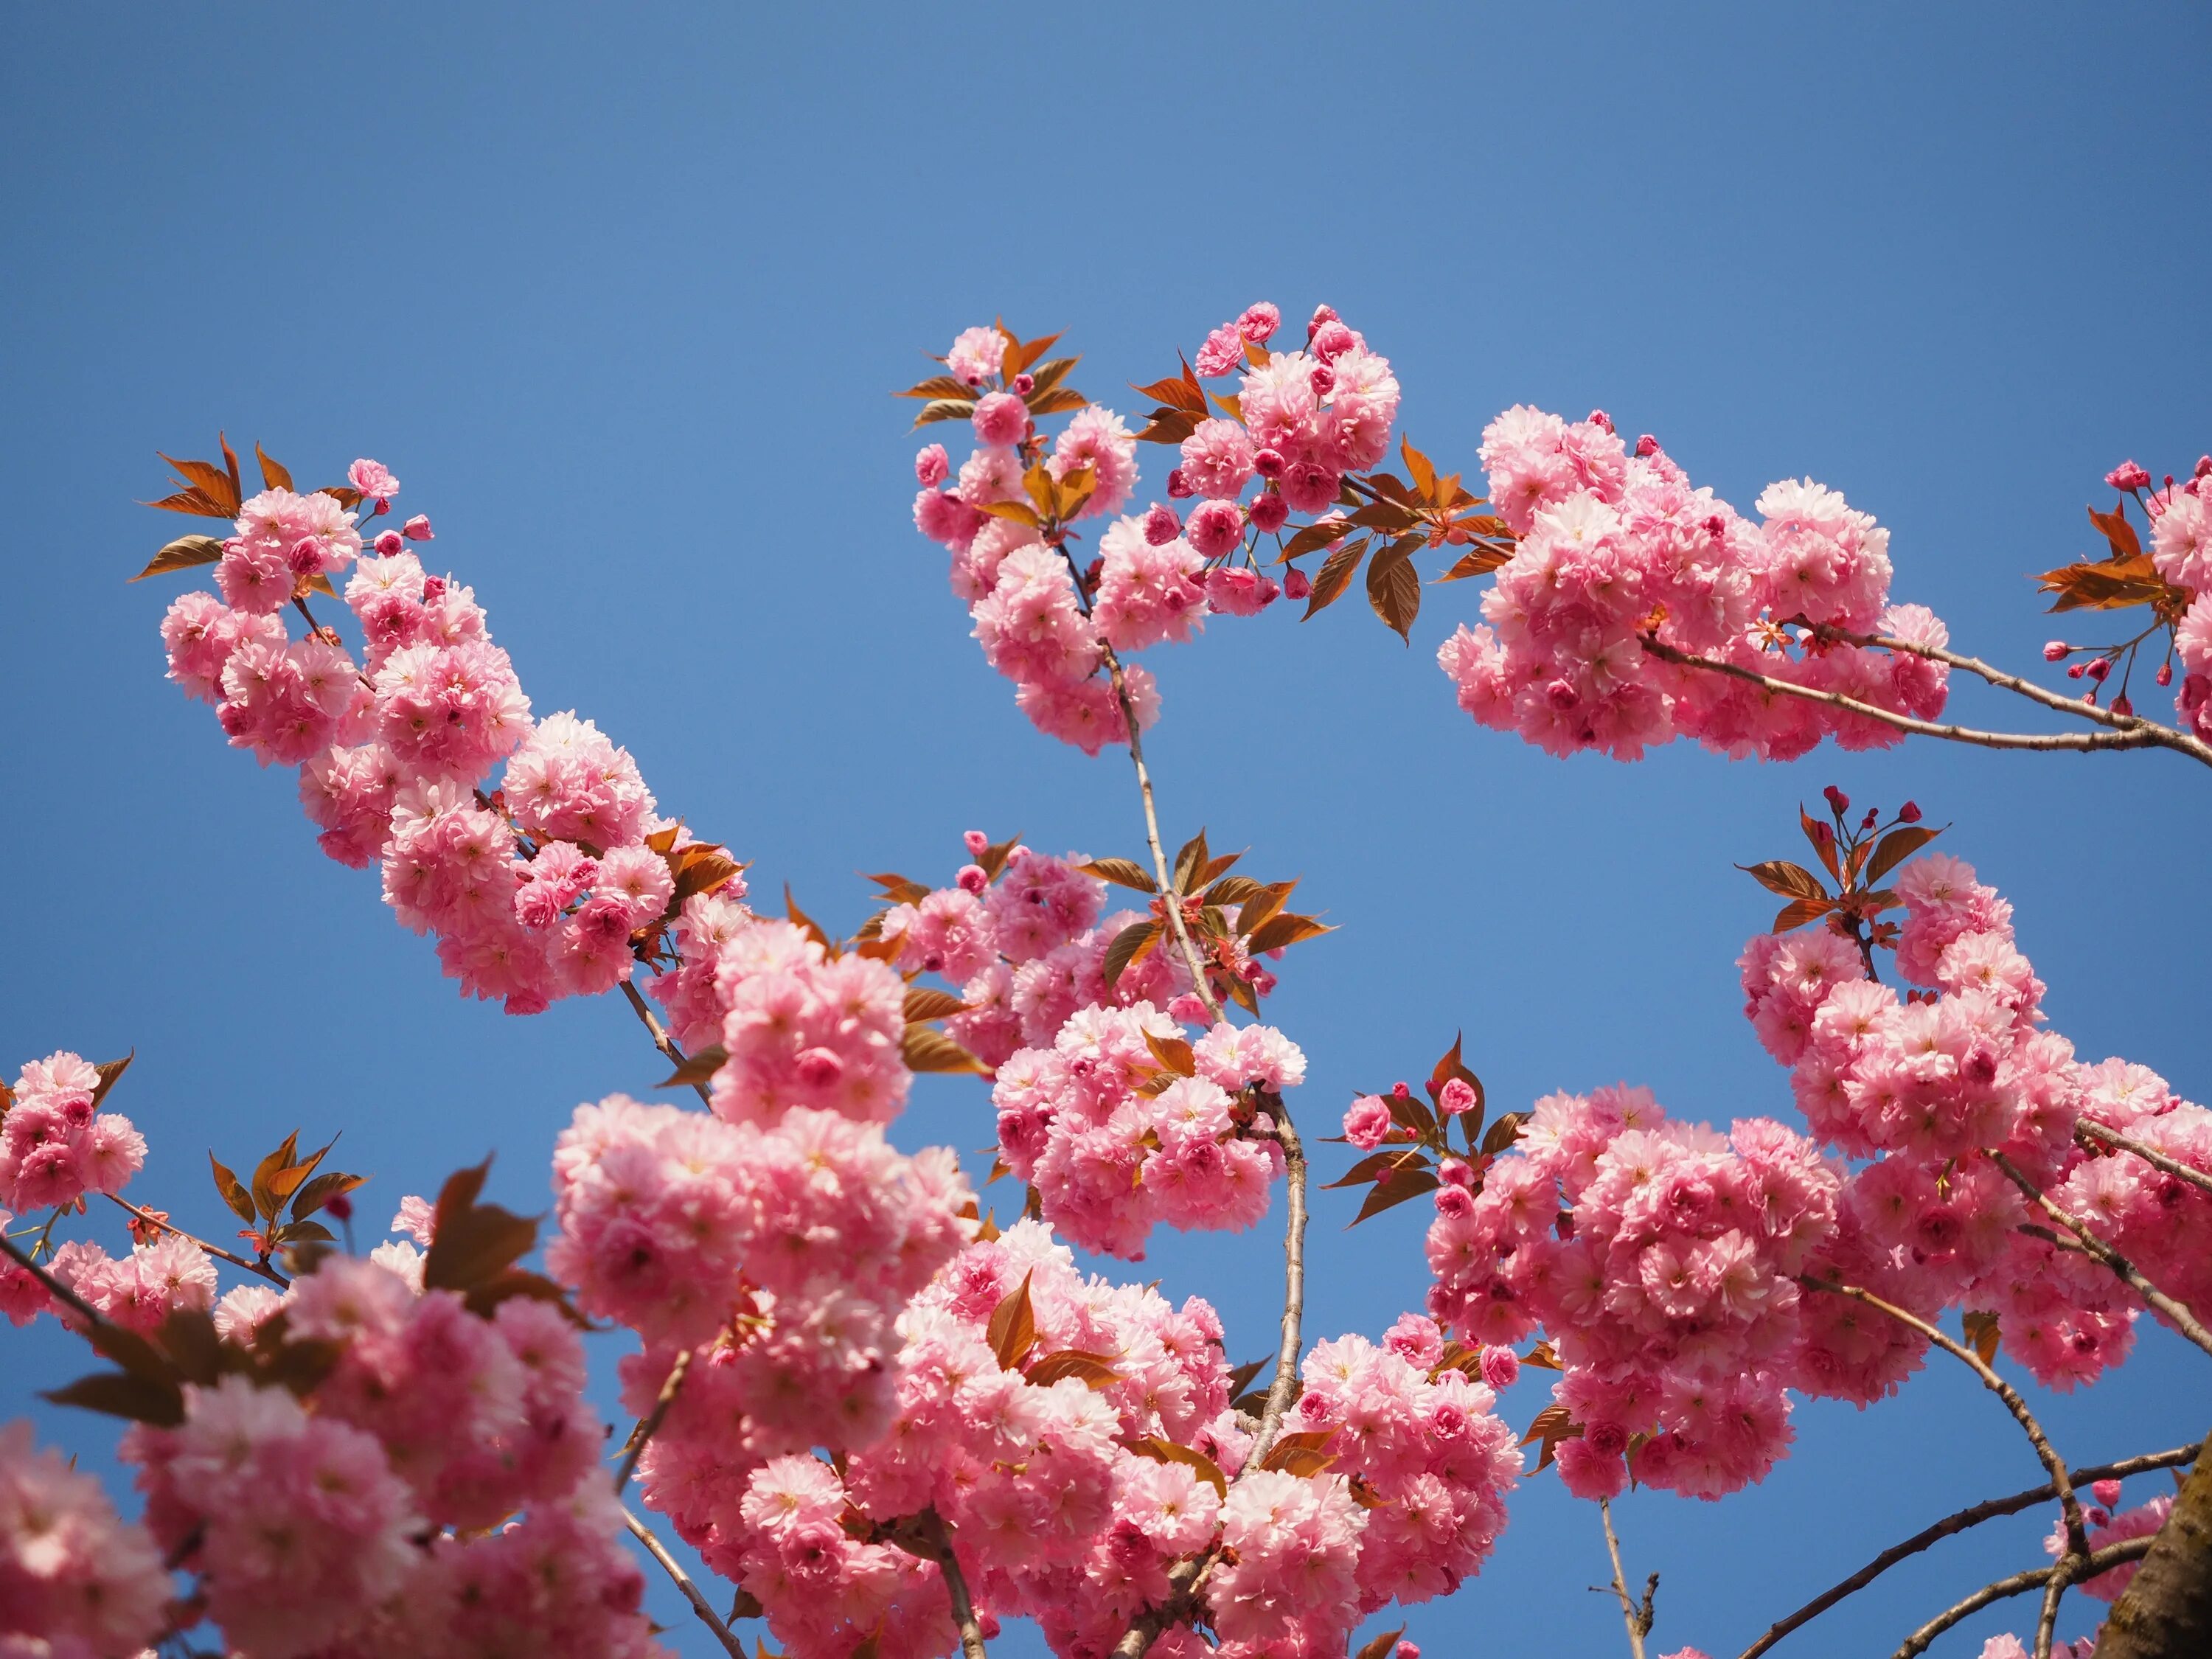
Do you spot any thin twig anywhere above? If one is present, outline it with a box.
[918,1509,990,1659]
[1599,1498,1653,1659]
[2034,1563,2068,1659]
[621,1503,746,1659]
[1638,636,2208,765]
[613,1348,692,1491]
[1892,1535,2153,1659]
[1736,1444,2199,1659]
[104,1193,288,1289]
[1803,1277,2089,1558]
[2075,1119,2212,1200]
[622,979,713,1107]
[1992,1153,2212,1360]
[0,1231,109,1329]
[1244,1107,1308,1475]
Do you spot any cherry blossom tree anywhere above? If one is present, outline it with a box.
[5,301,2209,1659]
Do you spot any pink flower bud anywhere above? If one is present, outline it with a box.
[2093,1478,2124,1507]
[1438,1156,1473,1188]
[324,1192,353,1222]
[372,498,391,515]
[1311,320,1356,363]
[963,829,990,855]
[1438,1077,1478,1116]
[1283,566,1312,601]
[1394,1644,1421,1659]
[2086,656,2111,682]
[956,863,988,894]
[2157,662,2174,687]
[1249,492,1290,535]
[2112,693,2134,717]
[1307,303,1339,338]
[972,392,1029,447]
[1308,364,1335,396]
[402,515,434,541]
[373,529,405,557]
[1166,992,1211,1025]
[2106,460,2152,492]
[2195,455,2212,480]
[2043,640,2069,661]
[420,575,447,605]
[2067,662,2087,679]
[1636,434,1661,457]
[1587,409,1614,434]
[916,443,950,487]
[1166,467,1194,500]
[1011,372,1035,394]
[1478,1345,1520,1389]
[1253,448,1286,480]
[1143,504,1181,546]
[1084,557,1104,588]
[1237,302,1281,343]
[1860,808,1879,830]
[1899,800,1921,823]
[795,1047,845,1088]
[1186,500,1244,559]
[1823,785,1849,815]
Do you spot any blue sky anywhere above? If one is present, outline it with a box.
[4,5,2209,1655]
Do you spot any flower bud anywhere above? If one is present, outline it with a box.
[2043,640,2069,662]
[2112,693,2134,717]
[963,829,990,855]
[1283,566,1312,601]
[421,575,447,605]
[956,863,988,894]
[1311,320,1356,363]
[1307,302,1339,338]
[2093,1478,2125,1508]
[1253,448,1286,480]
[1636,434,1661,457]
[2106,460,2152,492]
[2067,662,2088,679]
[1248,492,1289,535]
[1898,801,1921,823]
[1308,364,1335,396]
[2086,656,2111,682]
[1166,467,1194,500]
[1142,504,1181,546]
[1011,372,1035,394]
[373,529,405,557]
[324,1192,353,1223]
[2157,662,2174,687]
[1823,785,1850,815]
[402,515,434,541]
[1587,409,1614,434]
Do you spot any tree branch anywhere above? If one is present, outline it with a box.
[1804,1277,2089,1558]
[2075,1119,2212,1200]
[1992,1153,2212,1361]
[917,1509,990,1659]
[1599,1498,1654,1659]
[622,978,714,1107]
[103,1193,288,1289]
[1638,636,2209,765]
[1892,1536,2153,1659]
[613,1347,692,1492]
[1736,1444,2199,1659]
[621,1503,747,1659]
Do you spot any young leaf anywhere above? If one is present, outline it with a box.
[1170,830,1209,896]
[422,1158,540,1297]
[1282,517,1354,560]
[2087,501,2143,561]
[1023,1349,1122,1389]
[1740,860,1831,902]
[1963,1310,2001,1366]
[1399,437,1439,502]
[289,1169,365,1223]
[1324,1148,1431,1191]
[1366,546,1421,641]
[1143,1031,1196,1077]
[1225,1357,1273,1398]
[43,1371,184,1427]
[130,534,226,582]
[89,1054,133,1110]
[254,445,294,492]
[1865,824,1942,886]
[1127,1436,1228,1498]
[1354,1629,1409,1659]
[249,1131,302,1222]
[658,1044,728,1088]
[1245,912,1332,956]
[902,987,970,1023]
[1480,1111,1528,1157]
[1352,1162,1440,1225]
[912,398,977,429]
[1438,544,1514,582]
[1079,857,1157,894]
[1102,920,1160,989]
[209,1152,256,1223]
[1304,538,1368,619]
[1259,1429,1339,1476]
[902,1026,988,1074]
[1520,1403,1584,1473]
[987,1270,1037,1370]
[1772,897,1837,933]
[977,834,1022,883]
[896,375,978,401]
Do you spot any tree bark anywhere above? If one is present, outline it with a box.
[2094,1430,2212,1658]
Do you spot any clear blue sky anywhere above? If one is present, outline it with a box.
[4,6,2208,1656]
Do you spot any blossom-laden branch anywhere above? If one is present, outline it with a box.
[1991,1152,2212,1361]
[612,1347,692,1492]
[102,1192,288,1290]
[1737,1444,2201,1659]
[1802,1279,2090,1559]
[915,1509,991,1659]
[1598,1498,1658,1659]
[2075,1119,2212,1200]
[621,979,713,1107]
[1640,635,2210,765]
[1891,1535,2154,1659]
[621,1505,747,1659]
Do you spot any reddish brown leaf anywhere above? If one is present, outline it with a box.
[1865,824,1942,886]
[911,398,976,429]
[2087,502,2143,561]
[130,533,226,581]
[1352,1162,1440,1225]
[901,1026,986,1074]
[1303,538,1368,619]
[1366,549,1422,642]
[254,445,294,493]
[1437,544,1514,582]
[1771,897,1837,933]
[897,375,978,400]
[1127,1436,1228,1498]
[1354,1629,1408,1659]
[1963,1309,2000,1366]
[1024,388,1089,418]
[902,987,970,1023]
[1023,1349,1122,1389]
[1741,860,1831,902]
[1079,857,1156,894]
[1102,920,1160,989]
[987,1270,1037,1370]
[208,1153,255,1224]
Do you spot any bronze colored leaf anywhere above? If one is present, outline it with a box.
[1134,408,1201,445]
[978,499,1042,527]
[1079,857,1158,893]
[1126,1436,1228,1498]
[249,1131,302,1222]
[1023,1349,1122,1389]
[1235,881,1296,939]
[1211,392,1244,423]
[1203,874,1267,907]
[1480,1111,1528,1157]
[1282,517,1354,560]
[422,1158,540,1295]
[1523,1338,1563,1371]
[1865,824,1942,886]
[43,1371,184,1427]
[1259,1429,1338,1474]
[1324,1149,1431,1191]
[977,834,1022,883]
[671,846,743,903]
[1171,830,1209,896]
[1244,911,1332,955]
[1770,897,1837,933]
[319,485,365,509]
[901,1026,987,1074]
[1438,544,1514,582]
[156,451,242,517]
[130,533,226,581]
[902,987,970,1023]
[1226,1357,1273,1397]
[987,1270,1037,1370]
[1399,437,1439,501]
[1292,542,1363,619]
[255,445,294,493]
[783,885,832,951]
[1025,357,1079,397]
[1521,1403,1584,1473]
[1130,363,1207,416]
[1024,388,1088,418]
[1352,1162,1440,1225]
[1102,920,1160,989]
[1963,1310,2001,1366]
[1142,1031,1195,1077]
[1366,547,1421,641]
[88,1053,133,1110]
[658,1044,727,1088]
[1354,1628,1408,1659]
[209,1152,256,1223]
[2035,553,2184,615]
[912,398,976,429]
[865,872,931,905]
[2087,502,2142,561]
[897,375,977,400]
[1741,860,1831,902]
[290,1169,365,1222]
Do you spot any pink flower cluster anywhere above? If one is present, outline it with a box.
[1,1420,168,1659]
[2147,463,2212,740]
[161,474,746,1015]
[2045,1479,2172,1603]
[910,307,1401,751]
[1440,408,1949,759]
[119,1246,661,1659]
[1280,1321,1522,1618]
[992,1009,1302,1259]
[0,1054,144,1216]
[47,1231,217,1335]
[1423,1084,1834,1500]
[550,1093,970,1448]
